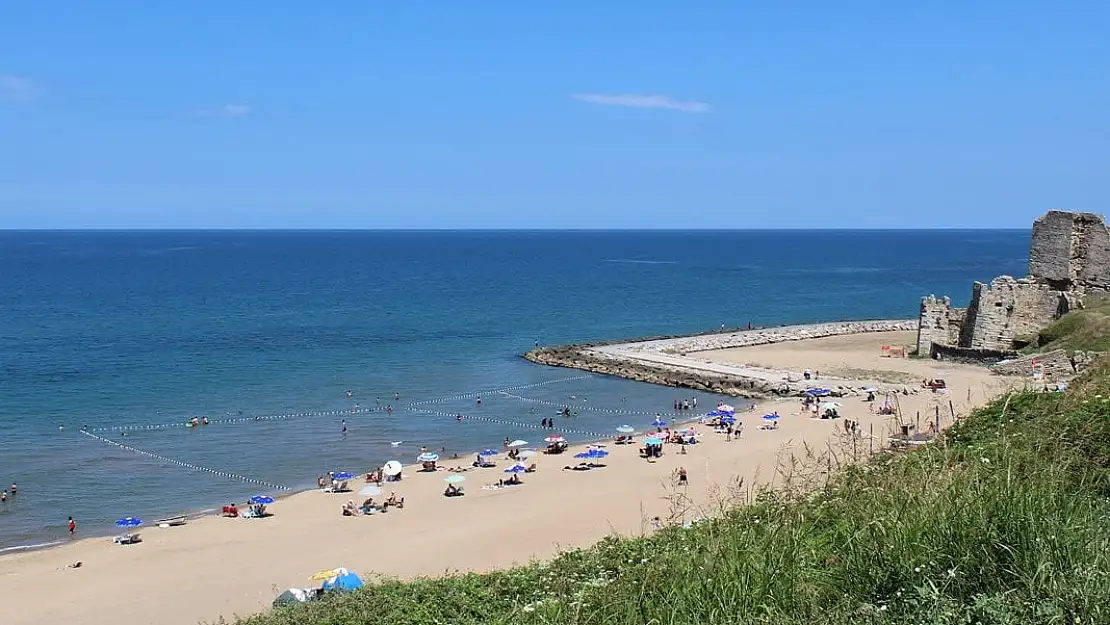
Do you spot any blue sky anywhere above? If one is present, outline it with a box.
[1,2,1107,229]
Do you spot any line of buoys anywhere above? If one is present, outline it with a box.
[495,390,661,417]
[80,430,291,491]
[85,407,378,434]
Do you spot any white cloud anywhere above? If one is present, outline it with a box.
[571,93,710,113]
[0,74,39,101]
[193,104,251,117]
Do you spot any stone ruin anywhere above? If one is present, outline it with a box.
[916,210,1109,358]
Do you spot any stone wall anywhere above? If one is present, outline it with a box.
[917,210,1107,358]
[961,277,1069,351]
[989,349,1101,379]
[1029,210,1110,291]
[916,296,966,355]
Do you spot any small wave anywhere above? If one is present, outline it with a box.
[0,541,63,554]
[604,259,678,265]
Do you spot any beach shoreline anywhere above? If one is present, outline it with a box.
[0,330,1023,625]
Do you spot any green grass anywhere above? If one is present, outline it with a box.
[231,361,1110,625]
[1027,295,1110,353]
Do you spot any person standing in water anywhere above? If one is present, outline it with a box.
[68,516,76,536]
[341,419,347,435]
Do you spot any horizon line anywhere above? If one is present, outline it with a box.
[0,226,1031,233]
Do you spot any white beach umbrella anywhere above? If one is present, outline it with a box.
[821,402,842,410]
[382,460,403,476]
[508,439,529,448]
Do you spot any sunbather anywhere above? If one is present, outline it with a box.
[444,484,464,497]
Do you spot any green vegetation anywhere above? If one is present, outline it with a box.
[1026,295,1110,353]
[235,361,1110,625]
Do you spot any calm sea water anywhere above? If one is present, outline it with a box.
[0,230,1028,550]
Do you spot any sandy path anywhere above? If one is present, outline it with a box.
[0,332,1018,625]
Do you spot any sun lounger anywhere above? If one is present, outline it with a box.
[113,533,141,545]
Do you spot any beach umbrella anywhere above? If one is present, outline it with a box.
[717,403,735,413]
[616,425,635,434]
[358,485,382,496]
[478,448,499,456]
[544,435,565,443]
[585,448,608,459]
[574,451,593,459]
[861,386,878,392]
[644,437,663,446]
[508,439,529,448]
[720,416,736,424]
[249,495,275,505]
[444,475,466,484]
[651,418,668,428]
[706,410,728,417]
[417,452,439,462]
[310,567,346,581]
[821,402,842,410]
[382,461,403,476]
[323,571,364,592]
[762,414,780,422]
[331,471,354,481]
[115,517,142,528]
[504,464,527,474]
[805,388,831,397]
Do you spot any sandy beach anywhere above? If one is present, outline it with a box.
[0,331,1021,625]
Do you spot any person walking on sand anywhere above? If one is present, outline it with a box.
[677,466,688,487]
[68,516,76,536]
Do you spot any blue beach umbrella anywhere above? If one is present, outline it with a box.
[115,517,142,528]
[478,449,499,457]
[331,471,354,481]
[616,425,635,434]
[721,416,737,424]
[574,451,593,459]
[762,414,780,422]
[417,452,439,462]
[644,437,664,446]
[322,571,364,592]
[585,448,608,459]
[805,388,831,397]
[504,464,527,474]
[250,495,275,505]
[651,419,668,428]
[706,410,729,417]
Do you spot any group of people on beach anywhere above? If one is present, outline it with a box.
[673,397,698,411]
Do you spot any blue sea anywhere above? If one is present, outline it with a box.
[0,230,1028,550]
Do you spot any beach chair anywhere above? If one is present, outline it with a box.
[114,533,141,545]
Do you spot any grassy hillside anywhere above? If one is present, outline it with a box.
[233,362,1110,625]
[1027,295,1110,353]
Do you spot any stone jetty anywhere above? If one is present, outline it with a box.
[524,319,918,398]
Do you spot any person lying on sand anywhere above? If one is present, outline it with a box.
[342,500,360,516]
[562,463,591,471]
[443,484,464,497]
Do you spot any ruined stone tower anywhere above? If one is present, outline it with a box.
[916,210,1109,358]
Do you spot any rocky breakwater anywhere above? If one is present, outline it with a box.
[524,319,918,398]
